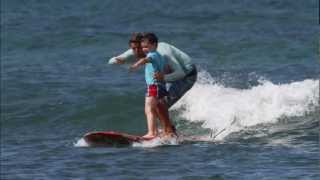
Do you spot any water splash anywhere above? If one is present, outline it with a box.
[172,71,319,140]
[74,138,89,147]
[132,137,179,148]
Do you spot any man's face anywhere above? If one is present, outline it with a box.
[130,42,145,58]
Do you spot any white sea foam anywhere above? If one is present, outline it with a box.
[132,137,179,148]
[74,138,89,147]
[172,71,319,140]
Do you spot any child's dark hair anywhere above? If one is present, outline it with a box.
[129,32,143,44]
[142,32,158,45]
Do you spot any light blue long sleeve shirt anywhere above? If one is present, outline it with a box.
[109,42,194,82]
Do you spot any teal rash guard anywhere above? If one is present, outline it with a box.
[144,50,167,85]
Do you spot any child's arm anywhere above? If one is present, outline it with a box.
[129,57,150,71]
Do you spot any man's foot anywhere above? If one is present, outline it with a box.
[160,132,177,139]
[163,125,177,137]
[171,125,177,134]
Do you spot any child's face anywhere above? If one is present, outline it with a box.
[141,40,156,54]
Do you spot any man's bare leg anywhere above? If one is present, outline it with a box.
[156,99,176,137]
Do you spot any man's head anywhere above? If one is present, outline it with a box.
[141,33,158,54]
[128,32,145,58]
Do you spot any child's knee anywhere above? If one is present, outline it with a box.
[145,107,153,116]
[146,97,157,108]
[145,103,155,116]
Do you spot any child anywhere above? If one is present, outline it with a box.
[130,33,170,139]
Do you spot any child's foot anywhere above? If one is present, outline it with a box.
[142,134,157,140]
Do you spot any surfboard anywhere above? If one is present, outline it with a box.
[83,131,155,147]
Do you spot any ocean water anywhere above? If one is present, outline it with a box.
[1,0,319,179]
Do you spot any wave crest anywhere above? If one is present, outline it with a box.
[172,71,319,140]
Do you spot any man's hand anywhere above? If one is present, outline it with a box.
[129,63,139,72]
[154,72,164,81]
[115,58,125,64]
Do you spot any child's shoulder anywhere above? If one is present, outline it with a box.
[147,51,159,55]
[147,51,161,58]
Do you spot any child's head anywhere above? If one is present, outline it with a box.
[141,33,158,54]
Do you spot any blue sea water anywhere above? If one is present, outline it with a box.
[1,0,319,179]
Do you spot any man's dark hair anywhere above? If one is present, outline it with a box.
[129,32,143,44]
[142,32,158,45]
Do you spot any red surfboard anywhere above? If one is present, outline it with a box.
[83,131,155,147]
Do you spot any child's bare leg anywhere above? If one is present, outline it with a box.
[143,97,158,138]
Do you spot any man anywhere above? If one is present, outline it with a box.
[109,32,197,136]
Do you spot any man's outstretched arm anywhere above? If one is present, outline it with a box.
[108,49,136,64]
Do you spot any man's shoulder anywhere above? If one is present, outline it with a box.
[157,42,174,54]
[158,42,173,48]
[158,42,181,53]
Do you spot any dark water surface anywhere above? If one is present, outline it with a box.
[1,0,319,179]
